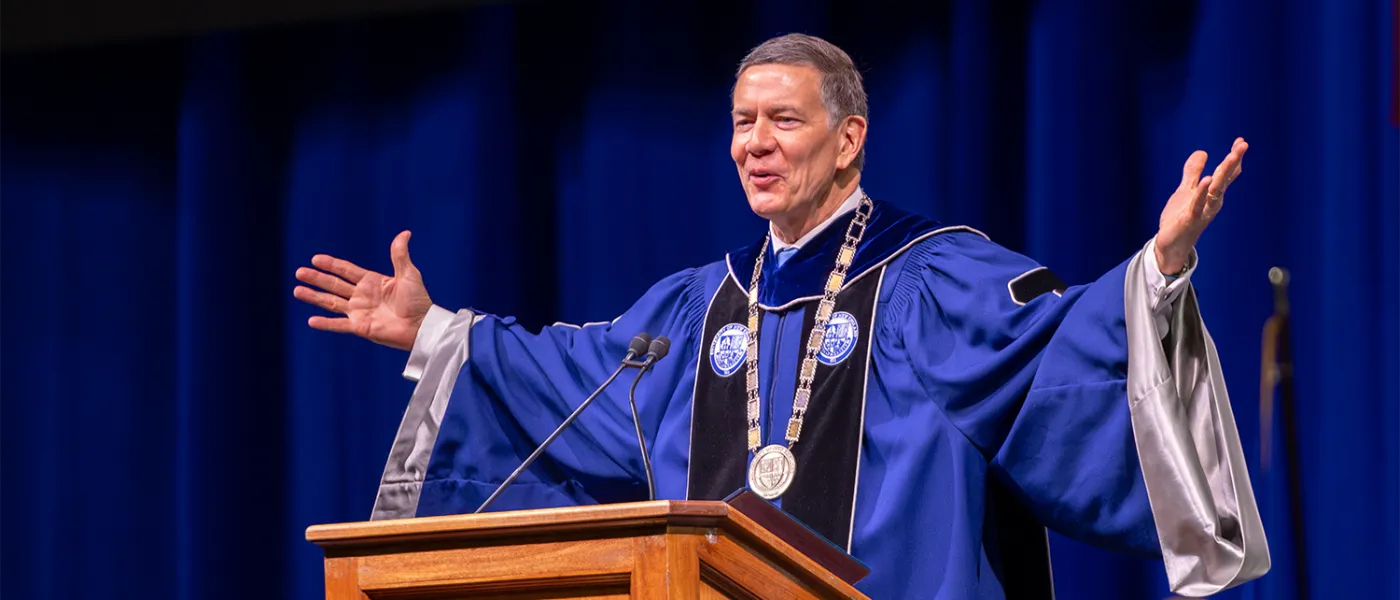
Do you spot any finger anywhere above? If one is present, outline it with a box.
[294,285,349,314]
[295,267,355,298]
[390,230,413,278]
[1191,175,1215,219]
[1210,139,1249,197]
[1222,137,1247,179]
[1230,138,1248,180]
[311,254,369,284]
[1210,150,1241,195]
[1180,150,1208,189]
[1204,179,1224,220]
[1206,188,1224,219]
[308,315,358,334]
[1215,161,1248,195]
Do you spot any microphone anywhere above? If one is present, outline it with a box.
[627,333,652,361]
[627,336,670,501]
[645,336,670,363]
[474,333,653,513]
[621,333,652,368]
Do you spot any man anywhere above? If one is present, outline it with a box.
[294,33,1268,598]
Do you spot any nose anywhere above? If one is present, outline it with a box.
[745,119,776,157]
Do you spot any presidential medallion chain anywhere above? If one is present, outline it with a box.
[744,195,872,499]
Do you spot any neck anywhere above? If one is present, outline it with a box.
[771,170,861,244]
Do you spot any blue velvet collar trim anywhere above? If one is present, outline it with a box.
[725,199,946,309]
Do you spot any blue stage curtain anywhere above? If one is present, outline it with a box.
[2,1,1394,598]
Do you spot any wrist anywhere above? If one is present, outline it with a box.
[1154,242,1189,276]
[400,314,428,351]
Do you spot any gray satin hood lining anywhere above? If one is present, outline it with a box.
[1124,242,1270,596]
[370,309,480,521]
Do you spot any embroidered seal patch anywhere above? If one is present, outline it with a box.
[817,311,859,366]
[709,322,749,377]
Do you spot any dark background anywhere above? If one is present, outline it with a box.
[1,0,497,51]
[2,0,1396,598]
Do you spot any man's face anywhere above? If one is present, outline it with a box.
[731,64,849,221]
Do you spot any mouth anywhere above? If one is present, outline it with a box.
[748,169,781,188]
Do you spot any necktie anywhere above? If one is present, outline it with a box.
[775,247,797,269]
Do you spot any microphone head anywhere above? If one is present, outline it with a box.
[647,336,671,362]
[628,333,653,358]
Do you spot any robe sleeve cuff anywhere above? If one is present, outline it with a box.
[403,304,456,382]
[1142,239,1198,339]
[373,306,480,520]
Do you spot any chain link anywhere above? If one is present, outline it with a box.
[744,195,873,452]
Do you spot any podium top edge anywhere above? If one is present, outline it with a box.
[305,499,730,546]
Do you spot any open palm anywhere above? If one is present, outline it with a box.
[1155,137,1247,274]
[294,231,433,351]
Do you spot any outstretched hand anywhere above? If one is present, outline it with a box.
[293,231,433,351]
[1155,137,1247,275]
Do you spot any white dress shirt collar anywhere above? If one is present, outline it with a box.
[769,186,865,253]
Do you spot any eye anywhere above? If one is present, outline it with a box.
[775,116,800,128]
[733,118,753,131]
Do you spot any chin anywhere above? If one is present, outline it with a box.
[745,189,792,219]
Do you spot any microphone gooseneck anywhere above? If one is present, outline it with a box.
[627,336,670,501]
[474,333,652,514]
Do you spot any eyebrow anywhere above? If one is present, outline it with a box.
[731,105,804,118]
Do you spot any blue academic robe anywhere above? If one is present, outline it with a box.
[370,198,1269,598]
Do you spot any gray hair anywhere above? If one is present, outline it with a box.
[735,33,868,170]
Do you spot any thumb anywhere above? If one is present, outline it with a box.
[390,230,414,277]
[1180,150,1208,189]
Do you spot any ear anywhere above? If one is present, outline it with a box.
[835,115,868,170]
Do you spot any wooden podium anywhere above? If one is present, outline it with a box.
[306,497,870,599]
